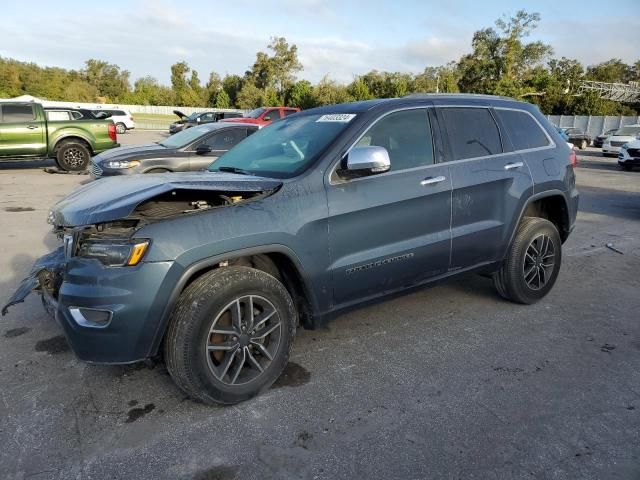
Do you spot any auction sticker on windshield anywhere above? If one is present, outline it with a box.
[316,114,356,122]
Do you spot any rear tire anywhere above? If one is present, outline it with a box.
[115,123,126,134]
[55,140,91,171]
[493,217,562,304]
[164,266,297,405]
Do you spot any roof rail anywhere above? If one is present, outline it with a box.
[403,93,516,101]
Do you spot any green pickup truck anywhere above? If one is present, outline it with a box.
[0,102,119,171]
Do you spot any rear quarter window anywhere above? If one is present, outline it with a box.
[495,109,551,151]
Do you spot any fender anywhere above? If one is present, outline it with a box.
[49,129,96,153]
[147,244,319,357]
[504,189,571,257]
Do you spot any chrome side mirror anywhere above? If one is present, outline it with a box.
[346,146,391,175]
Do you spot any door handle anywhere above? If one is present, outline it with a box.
[504,161,524,170]
[420,175,447,186]
[26,125,38,130]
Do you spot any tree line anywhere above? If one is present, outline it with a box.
[1,11,639,115]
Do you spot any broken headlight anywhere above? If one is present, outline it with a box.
[104,160,140,169]
[77,239,149,266]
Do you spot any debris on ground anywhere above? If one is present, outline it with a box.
[43,167,88,175]
[605,243,624,254]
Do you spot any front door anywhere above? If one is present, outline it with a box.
[0,104,46,157]
[189,128,249,170]
[326,108,452,308]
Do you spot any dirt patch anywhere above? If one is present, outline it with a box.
[3,327,31,338]
[4,207,35,212]
[192,465,239,480]
[125,403,155,423]
[35,335,70,354]
[271,362,310,389]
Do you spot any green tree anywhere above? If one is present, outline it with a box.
[83,59,130,101]
[586,59,634,83]
[236,82,264,109]
[313,76,352,105]
[286,80,316,109]
[249,37,303,98]
[214,89,231,108]
[347,78,372,100]
[457,10,552,97]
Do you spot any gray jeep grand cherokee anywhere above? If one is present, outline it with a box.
[3,94,579,405]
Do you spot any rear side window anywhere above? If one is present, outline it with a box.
[112,110,126,116]
[495,109,550,151]
[283,109,298,117]
[355,109,434,171]
[440,107,502,160]
[46,111,72,121]
[1,104,35,122]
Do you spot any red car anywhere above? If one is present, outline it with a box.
[219,107,300,126]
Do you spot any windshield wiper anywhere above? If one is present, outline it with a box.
[215,166,254,176]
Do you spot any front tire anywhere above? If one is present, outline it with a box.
[55,140,91,171]
[620,163,633,171]
[580,139,587,150]
[493,217,562,304]
[115,123,126,134]
[164,266,297,405]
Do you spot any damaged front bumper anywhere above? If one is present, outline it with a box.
[3,248,175,364]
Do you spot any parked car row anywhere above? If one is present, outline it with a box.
[169,107,300,134]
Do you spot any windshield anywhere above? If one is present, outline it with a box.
[160,125,210,148]
[209,113,356,178]
[614,126,640,136]
[247,108,266,119]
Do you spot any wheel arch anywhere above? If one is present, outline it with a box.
[509,190,571,248]
[52,134,94,155]
[148,245,318,357]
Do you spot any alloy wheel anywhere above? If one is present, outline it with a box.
[205,295,281,386]
[523,234,555,290]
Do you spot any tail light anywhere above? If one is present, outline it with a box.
[569,150,577,168]
[108,123,117,141]
[130,116,134,122]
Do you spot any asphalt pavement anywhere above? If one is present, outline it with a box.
[0,135,638,479]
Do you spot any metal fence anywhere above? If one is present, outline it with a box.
[546,115,640,137]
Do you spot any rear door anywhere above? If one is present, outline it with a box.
[0,104,46,157]
[189,128,249,170]
[436,106,533,269]
[326,107,452,307]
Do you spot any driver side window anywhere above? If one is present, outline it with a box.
[355,109,434,171]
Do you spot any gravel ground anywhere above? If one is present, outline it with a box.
[0,137,638,480]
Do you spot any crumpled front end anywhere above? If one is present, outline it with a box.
[2,247,65,317]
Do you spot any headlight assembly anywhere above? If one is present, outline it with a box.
[104,160,141,169]
[77,239,149,266]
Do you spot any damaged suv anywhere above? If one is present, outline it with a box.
[3,95,579,405]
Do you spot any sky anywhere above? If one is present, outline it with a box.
[1,0,638,86]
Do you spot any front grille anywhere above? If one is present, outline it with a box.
[610,141,627,147]
[627,148,640,158]
[90,161,103,177]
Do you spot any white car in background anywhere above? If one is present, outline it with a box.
[618,139,640,171]
[92,108,135,134]
[602,124,640,157]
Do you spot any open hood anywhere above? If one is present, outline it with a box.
[173,110,188,120]
[50,172,282,227]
